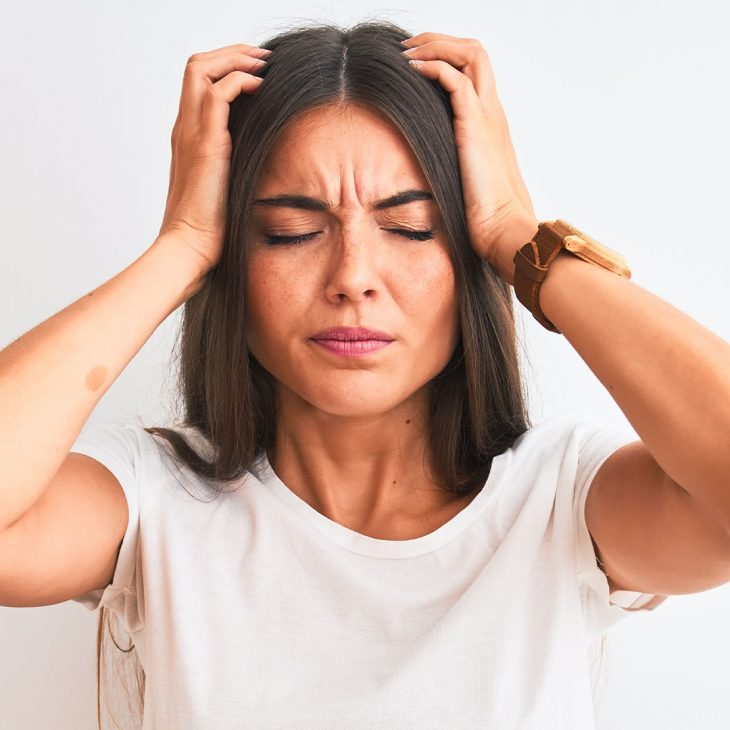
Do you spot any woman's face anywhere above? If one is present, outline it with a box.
[245,103,459,418]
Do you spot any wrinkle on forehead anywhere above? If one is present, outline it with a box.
[258,102,430,212]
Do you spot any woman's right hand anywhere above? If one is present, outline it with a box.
[157,43,270,287]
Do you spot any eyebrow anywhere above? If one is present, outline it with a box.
[252,188,434,211]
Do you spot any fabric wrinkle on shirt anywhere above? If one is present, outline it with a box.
[69,411,666,729]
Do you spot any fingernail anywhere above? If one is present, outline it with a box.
[402,47,417,55]
[409,59,424,66]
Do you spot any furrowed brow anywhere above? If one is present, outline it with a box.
[252,189,434,211]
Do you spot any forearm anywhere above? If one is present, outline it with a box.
[537,248,730,527]
[0,233,204,530]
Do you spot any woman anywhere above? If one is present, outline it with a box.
[1,20,729,729]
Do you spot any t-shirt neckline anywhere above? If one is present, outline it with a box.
[250,449,511,559]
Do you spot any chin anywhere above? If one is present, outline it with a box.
[310,400,403,419]
[283,375,421,419]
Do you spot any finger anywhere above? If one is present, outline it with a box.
[402,32,481,48]
[185,52,268,89]
[408,59,490,123]
[198,70,264,151]
[409,58,520,193]
[187,43,272,61]
[407,44,534,217]
[403,39,496,101]
[180,53,267,129]
[175,45,270,114]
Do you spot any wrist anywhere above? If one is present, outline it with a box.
[151,232,212,300]
[491,215,539,287]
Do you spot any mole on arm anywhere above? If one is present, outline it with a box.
[85,365,107,392]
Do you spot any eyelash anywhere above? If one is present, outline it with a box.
[263,228,435,246]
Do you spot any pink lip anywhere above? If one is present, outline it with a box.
[310,327,394,358]
[310,326,394,341]
[312,339,393,357]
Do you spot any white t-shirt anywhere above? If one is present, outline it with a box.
[70,411,666,729]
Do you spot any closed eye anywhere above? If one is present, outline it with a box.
[263,231,321,246]
[387,228,435,242]
[263,228,435,246]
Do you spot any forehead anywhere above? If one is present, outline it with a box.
[255,103,430,198]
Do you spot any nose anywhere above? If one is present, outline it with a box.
[324,223,380,304]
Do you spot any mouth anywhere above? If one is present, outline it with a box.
[309,326,395,342]
[310,338,393,358]
[308,326,395,359]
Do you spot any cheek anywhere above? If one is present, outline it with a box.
[245,246,459,358]
[245,257,284,351]
[403,253,458,330]
[244,255,311,353]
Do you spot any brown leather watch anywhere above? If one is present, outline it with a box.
[512,219,632,334]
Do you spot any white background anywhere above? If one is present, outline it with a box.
[1,0,729,727]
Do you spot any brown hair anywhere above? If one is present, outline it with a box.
[95,18,535,728]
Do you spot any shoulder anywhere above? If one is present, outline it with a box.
[509,411,629,460]
[71,419,211,495]
[498,411,634,508]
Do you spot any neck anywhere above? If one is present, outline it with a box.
[266,384,452,535]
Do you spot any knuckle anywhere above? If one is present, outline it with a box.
[183,61,199,79]
[204,82,222,99]
[186,52,202,65]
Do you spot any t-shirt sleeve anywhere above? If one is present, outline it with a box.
[67,421,145,634]
[572,413,668,641]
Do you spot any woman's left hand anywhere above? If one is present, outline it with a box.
[402,33,539,286]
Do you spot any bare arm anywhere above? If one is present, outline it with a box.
[0,45,268,607]
[0,43,268,532]
[538,246,730,528]
[0,233,204,532]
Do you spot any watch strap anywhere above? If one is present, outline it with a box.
[512,221,568,333]
[512,220,632,334]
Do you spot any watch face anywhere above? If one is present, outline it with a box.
[555,219,595,243]
[558,224,631,278]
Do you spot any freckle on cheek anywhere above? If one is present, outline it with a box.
[85,365,107,392]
